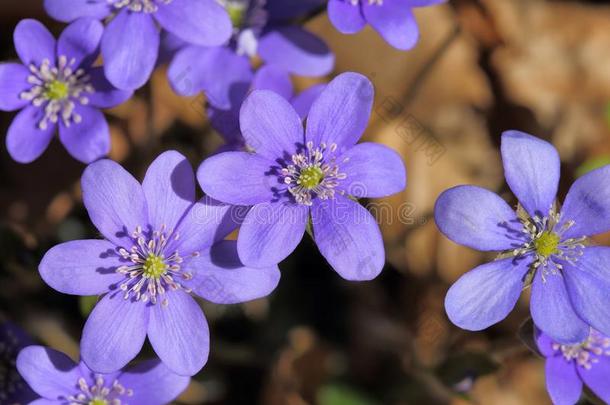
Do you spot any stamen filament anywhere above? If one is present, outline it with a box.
[67,375,133,405]
[20,56,94,130]
[281,142,348,206]
[505,203,587,282]
[116,225,196,306]
[109,0,173,13]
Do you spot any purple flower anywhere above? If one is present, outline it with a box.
[0,323,37,405]
[198,72,407,280]
[536,328,610,404]
[44,0,233,90]
[264,0,326,20]
[0,19,131,164]
[38,151,280,376]
[436,131,610,344]
[208,64,326,152]
[17,345,188,404]
[167,0,334,109]
[328,0,446,50]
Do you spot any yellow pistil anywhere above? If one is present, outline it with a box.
[534,231,560,258]
[89,399,108,405]
[143,254,167,279]
[298,166,324,189]
[44,80,69,100]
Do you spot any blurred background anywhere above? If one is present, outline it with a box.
[2,0,610,404]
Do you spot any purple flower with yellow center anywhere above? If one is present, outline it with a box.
[198,72,406,280]
[167,0,333,109]
[436,131,610,344]
[536,328,610,404]
[208,64,326,152]
[328,0,446,50]
[17,345,188,404]
[39,151,280,376]
[44,0,232,90]
[0,323,36,405]
[0,19,131,164]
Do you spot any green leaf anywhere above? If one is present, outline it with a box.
[79,295,98,317]
[318,385,377,405]
[575,156,610,178]
[305,215,314,239]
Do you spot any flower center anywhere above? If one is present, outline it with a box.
[68,376,133,405]
[298,166,325,189]
[110,0,173,13]
[20,56,94,130]
[510,204,587,280]
[117,225,197,306]
[534,231,560,258]
[347,0,383,5]
[553,330,610,370]
[44,79,69,100]
[143,253,167,279]
[281,142,348,206]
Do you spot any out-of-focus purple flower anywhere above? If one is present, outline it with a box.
[0,19,131,164]
[167,0,334,109]
[436,131,610,344]
[536,328,610,405]
[198,72,406,280]
[208,65,326,152]
[44,0,232,90]
[17,345,189,404]
[327,0,446,50]
[38,151,280,376]
[265,0,326,21]
[0,323,36,405]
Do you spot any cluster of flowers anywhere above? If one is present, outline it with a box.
[0,0,439,164]
[1,1,608,405]
[0,0,433,403]
[437,131,610,404]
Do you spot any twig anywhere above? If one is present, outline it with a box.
[400,24,462,110]
[143,79,156,158]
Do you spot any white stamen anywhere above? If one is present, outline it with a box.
[348,0,383,5]
[281,142,347,206]
[109,0,173,13]
[20,57,95,130]
[504,203,587,281]
[235,29,259,57]
[116,225,194,306]
[67,374,133,405]
[553,330,610,370]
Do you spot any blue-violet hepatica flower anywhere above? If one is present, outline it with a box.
[327,0,447,50]
[198,72,407,281]
[536,328,610,404]
[208,64,326,152]
[17,345,189,404]
[39,151,280,376]
[167,0,333,109]
[44,0,233,90]
[0,19,131,163]
[435,131,610,344]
